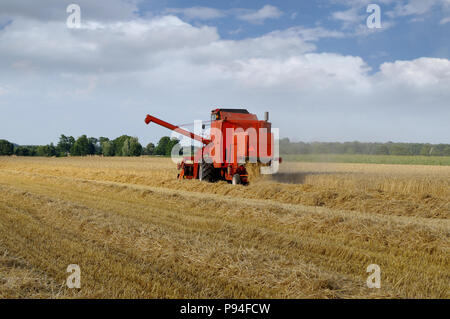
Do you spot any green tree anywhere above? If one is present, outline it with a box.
[101,140,114,156]
[420,145,432,156]
[0,139,14,155]
[129,137,142,156]
[57,135,75,156]
[443,146,450,156]
[89,137,101,155]
[99,137,110,155]
[119,137,142,156]
[14,146,31,156]
[71,135,95,156]
[155,136,180,156]
[389,144,411,155]
[155,137,169,155]
[109,135,142,156]
[36,143,57,157]
[15,146,28,156]
[168,138,180,156]
[145,143,155,155]
[121,138,130,156]
[112,135,131,156]
[374,145,390,155]
[99,137,110,145]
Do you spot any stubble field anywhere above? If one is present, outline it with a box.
[0,156,448,298]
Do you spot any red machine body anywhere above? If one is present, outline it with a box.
[145,108,276,184]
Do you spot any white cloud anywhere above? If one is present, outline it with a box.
[165,7,225,20]
[352,20,395,36]
[228,28,243,35]
[268,26,345,42]
[163,5,283,25]
[237,5,283,24]
[440,17,450,24]
[0,16,220,74]
[332,8,362,24]
[377,58,450,87]
[390,0,437,17]
[386,0,450,19]
[222,54,371,91]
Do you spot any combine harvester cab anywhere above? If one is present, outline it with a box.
[145,108,280,185]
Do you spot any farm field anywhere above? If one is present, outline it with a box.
[0,156,448,298]
[283,154,450,166]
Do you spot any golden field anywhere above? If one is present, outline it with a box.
[0,156,448,298]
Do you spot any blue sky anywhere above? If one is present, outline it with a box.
[137,0,450,69]
[0,0,449,145]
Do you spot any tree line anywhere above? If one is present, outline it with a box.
[2,136,450,157]
[279,139,450,156]
[0,135,180,157]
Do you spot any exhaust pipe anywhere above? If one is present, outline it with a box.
[264,111,269,122]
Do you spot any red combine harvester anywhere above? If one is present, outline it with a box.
[145,109,279,185]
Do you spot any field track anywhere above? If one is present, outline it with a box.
[0,157,448,298]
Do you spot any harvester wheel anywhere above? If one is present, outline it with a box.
[232,174,241,185]
[199,162,214,182]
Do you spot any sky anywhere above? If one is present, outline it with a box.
[0,0,449,145]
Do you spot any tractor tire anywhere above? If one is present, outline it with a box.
[232,174,241,185]
[199,162,214,182]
